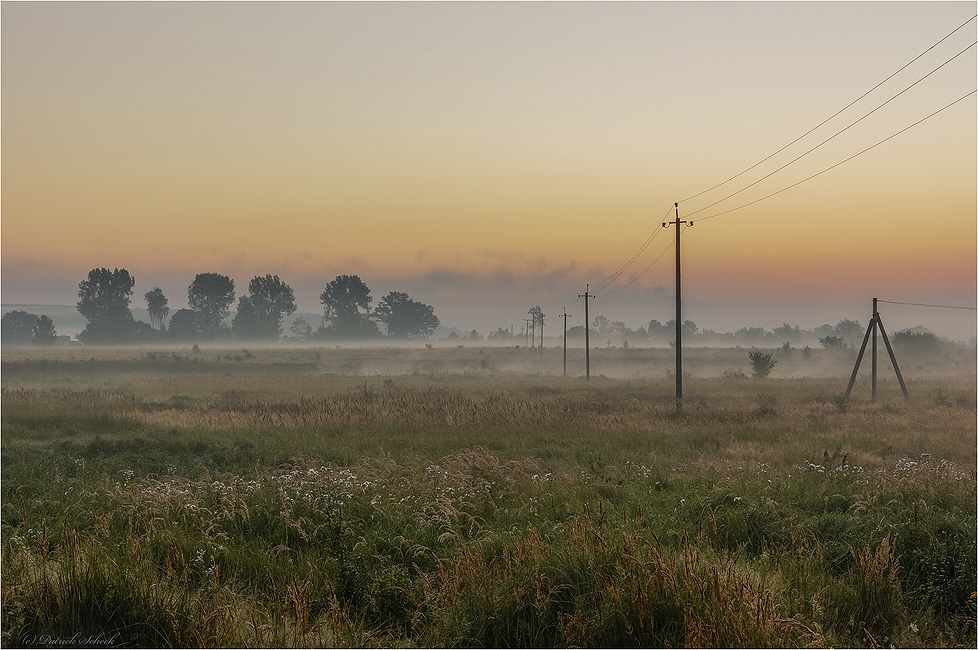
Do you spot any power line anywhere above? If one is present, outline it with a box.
[683,40,977,220]
[590,204,675,292]
[693,89,977,223]
[679,14,977,204]
[877,300,978,311]
[594,235,676,297]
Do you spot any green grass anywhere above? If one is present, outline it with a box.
[2,346,975,647]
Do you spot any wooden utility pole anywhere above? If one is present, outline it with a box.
[579,285,594,380]
[662,203,691,409]
[845,297,910,402]
[539,311,544,355]
[559,309,571,375]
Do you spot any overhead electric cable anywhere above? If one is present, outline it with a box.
[590,204,675,292]
[594,233,678,297]
[877,300,978,311]
[693,89,977,223]
[679,14,977,204]
[684,40,977,220]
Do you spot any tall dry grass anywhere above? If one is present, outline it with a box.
[2,347,975,647]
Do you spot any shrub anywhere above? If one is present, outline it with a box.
[748,351,776,378]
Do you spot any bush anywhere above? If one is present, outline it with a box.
[748,351,776,378]
[819,335,847,349]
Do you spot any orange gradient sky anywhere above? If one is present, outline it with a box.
[3,2,976,339]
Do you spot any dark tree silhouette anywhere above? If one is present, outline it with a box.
[78,318,156,345]
[77,268,135,323]
[319,275,379,339]
[168,309,203,341]
[32,315,57,345]
[232,275,297,340]
[647,319,669,340]
[748,351,777,378]
[144,287,169,330]
[1,311,39,345]
[188,273,235,337]
[76,268,154,344]
[373,291,440,339]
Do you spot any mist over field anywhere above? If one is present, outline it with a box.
[3,297,976,348]
[2,341,975,647]
[3,3,976,646]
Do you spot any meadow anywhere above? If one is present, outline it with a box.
[1,344,975,648]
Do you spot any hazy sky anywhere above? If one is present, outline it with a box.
[3,2,976,339]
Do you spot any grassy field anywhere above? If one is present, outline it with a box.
[2,344,975,648]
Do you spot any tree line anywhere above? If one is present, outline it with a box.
[0,311,59,346]
[555,316,869,347]
[0,268,440,345]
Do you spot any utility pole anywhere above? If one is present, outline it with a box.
[539,311,544,355]
[662,203,692,409]
[872,296,878,403]
[560,309,571,376]
[845,297,910,402]
[579,284,594,380]
[529,309,536,348]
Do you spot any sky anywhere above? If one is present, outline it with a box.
[3,1,976,340]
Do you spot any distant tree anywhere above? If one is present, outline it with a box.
[188,273,235,337]
[660,319,698,339]
[592,315,610,336]
[735,326,768,343]
[469,329,482,341]
[2,311,39,345]
[77,268,135,323]
[818,335,847,349]
[373,291,440,339]
[78,318,156,345]
[565,325,587,338]
[289,316,313,341]
[487,327,513,341]
[32,315,58,345]
[834,319,863,343]
[231,296,259,340]
[773,323,802,343]
[748,351,776,378]
[232,275,297,340]
[75,268,154,343]
[893,329,941,359]
[647,319,669,340]
[168,309,203,342]
[144,288,169,330]
[813,324,836,339]
[319,275,379,339]
[609,321,628,339]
